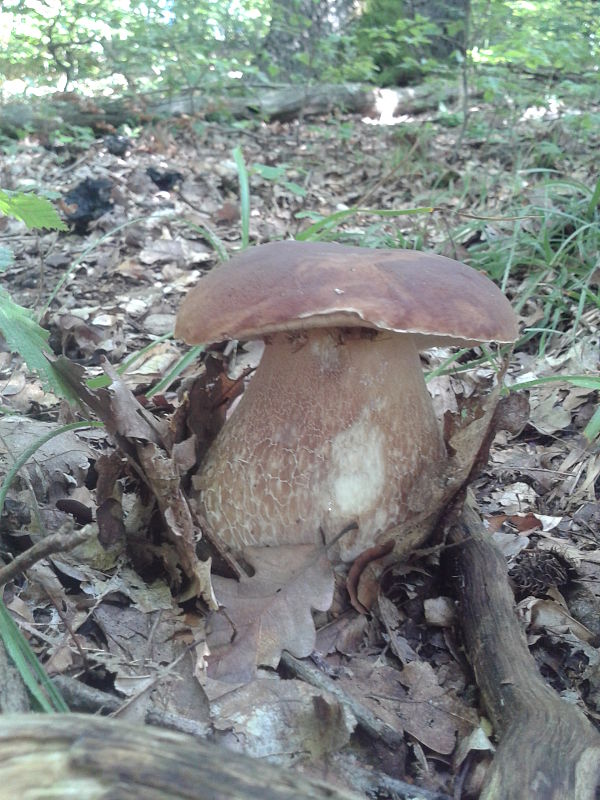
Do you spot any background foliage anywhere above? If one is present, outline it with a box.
[1,0,598,98]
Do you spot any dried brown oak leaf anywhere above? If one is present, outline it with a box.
[137,441,216,606]
[206,545,334,684]
[53,356,216,608]
[337,658,476,755]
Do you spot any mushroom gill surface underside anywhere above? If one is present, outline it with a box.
[192,328,463,562]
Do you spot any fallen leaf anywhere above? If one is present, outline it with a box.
[377,594,419,665]
[529,388,572,434]
[91,601,209,727]
[53,357,215,604]
[211,676,356,764]
[520,597,597,644]
[137,441,216,605]
[486,512,542,533]
[490,531,530,558]
[537,534,600,566]
[139,238,211,266]
[332,612,370,656]
[144,313,176,336]
[213,201,240,225]
[206,545,334,683]
[114,257,146,280]
[347,538,393,612]
[337,657,476,755]
[493,481,538,512]
[454,721,495,769]
[0,415,96,504]
[314,611,367,656]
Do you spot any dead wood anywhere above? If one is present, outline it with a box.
[0,524,95,587]
[0,81,467,138]
[51,673,449,800]
[51,674,211,738]
[145,81,469,121]
[446,499,600,800]
[281,650,405,748]
[0,713,364,800]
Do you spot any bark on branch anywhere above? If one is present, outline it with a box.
[0,713,363,800]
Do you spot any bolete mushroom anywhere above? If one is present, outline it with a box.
[175,241,517,562]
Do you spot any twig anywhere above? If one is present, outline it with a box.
[280,650,404,749]
[281,653,453,800]
[52,674,211,739]
[343,762,453,800]
[0,525,95,587]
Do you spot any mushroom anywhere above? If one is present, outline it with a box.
[175,241,517,561]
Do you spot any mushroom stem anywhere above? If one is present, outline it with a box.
[193,328,448,561]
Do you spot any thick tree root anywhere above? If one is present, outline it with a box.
[447,500,600,800]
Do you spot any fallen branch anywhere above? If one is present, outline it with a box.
[281,650,404,749]
[52,674,211,738]
[446,499,600,800]
[0,80,473,137]
[0,713,363,800]
[280,652,452,800]
[0,524,95,587]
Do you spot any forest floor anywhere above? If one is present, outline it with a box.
[0,78,599,799]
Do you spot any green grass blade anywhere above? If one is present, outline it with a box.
[146,345,204,398]
[425,349,471,381]
[0,598,69,712]
[182,221,229,262]
[586,176,600,219]
[232,146,250,249]
[296,206,433,241]
[0,420,103,520]
[583,405,600,443]
[509,375,600,391]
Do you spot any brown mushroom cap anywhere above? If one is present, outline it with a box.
[175,241,518,346]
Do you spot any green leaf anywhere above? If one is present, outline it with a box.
[282,180,307,197]
[252,163,286,181]
[0,190,68,231]
[0,288,77,400]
